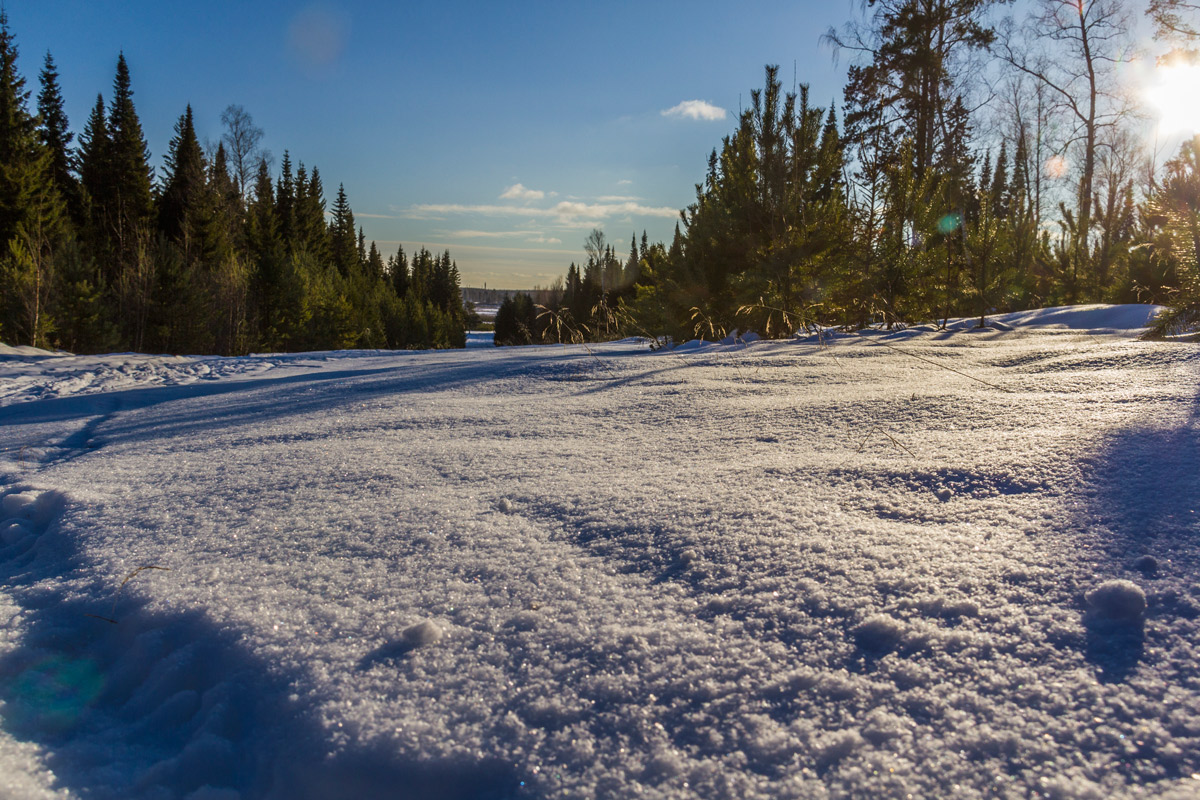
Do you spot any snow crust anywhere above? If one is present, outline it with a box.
[1,304,1199,798]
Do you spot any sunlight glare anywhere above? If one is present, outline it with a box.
[1147,62,1200,134]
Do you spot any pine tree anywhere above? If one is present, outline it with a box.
[78,94,109,223]
[990,141,1009,220]
[389,243,409,297]
[158,105,207,248]
[329,182,357,276]
[366,240,384,281]
[37,51,78,223]
[624,233,639,285]
[0,11,65,346]
[0,10,42,249]
[104,53,154,256]
[294,164,328,262]
[247,157,286,346]
[275,150,295,243]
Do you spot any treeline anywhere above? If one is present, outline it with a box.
[500,0,1200,345]
[0,14,466,354]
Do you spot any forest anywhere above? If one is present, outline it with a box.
[5,2,1200,354]
[0,12,467,355]
[496,0,1200,347]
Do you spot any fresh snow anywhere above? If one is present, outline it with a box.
[1,304,1198,799]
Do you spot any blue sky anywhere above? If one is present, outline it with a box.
[10,1,857,287]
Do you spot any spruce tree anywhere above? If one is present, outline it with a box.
[37,51,78,223]
[247,157,285,346]
[389,243,409,297]
[77,94,109,222]
[158,105,207,248]
[0,10,42,249]
[0,11,65,346]
[366,240,384,281]
[329,182,357,275]
[104,53,154,254]
[275,150,295,243]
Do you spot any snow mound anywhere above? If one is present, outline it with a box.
[950,304,1165,333]
[1085,580,1147,621]
[853,614,906,653]
[402,620,444,646]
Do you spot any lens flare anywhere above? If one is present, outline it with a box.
[1044,155,1069,180]
[937,213,962,234]
[8,654,105,735]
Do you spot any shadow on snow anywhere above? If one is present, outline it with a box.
[0,483,524,800]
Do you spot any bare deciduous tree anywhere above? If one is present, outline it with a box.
[220,104,266,203]
[995,0,1136,301]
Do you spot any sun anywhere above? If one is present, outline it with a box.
[1147,59,1200,134]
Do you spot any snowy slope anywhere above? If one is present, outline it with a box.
[2,305,1199,799]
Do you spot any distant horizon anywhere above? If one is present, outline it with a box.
[8,0,854,286]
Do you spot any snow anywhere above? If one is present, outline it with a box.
[1085,581,1148,621]
[1,304,1199,798]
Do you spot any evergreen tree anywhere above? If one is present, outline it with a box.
[294,164,328,262]
[78,94,109,222]
[366,240,384,282]
[624,233,639,285]
[0,10,43,249]
[0,11,65,346]
[158,105,207,248]
[104,53,154,255]
[990,141,1009,220]
[275,150,295,243]
[329,182,357,276]
[37,51,78,223]
[389,243,409,297]
[246,157,286,346]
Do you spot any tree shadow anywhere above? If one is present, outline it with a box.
[1069,389,1200,684]
[0,484,526,800]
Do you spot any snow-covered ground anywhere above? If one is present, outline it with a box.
[1,304,1199,799]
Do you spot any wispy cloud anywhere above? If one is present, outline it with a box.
[439,229,542,239]
[500,183,545,201]
[356,212,402,219]
[661,99,727,122]
[596,195,641,203]
[617,179,633,186]
[409,199,679,226]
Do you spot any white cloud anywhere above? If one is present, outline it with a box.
[661,100,727,122]
[596,195,641,203]
[528,236,562,245]
[500,183,545,201]
[617,179,633,186]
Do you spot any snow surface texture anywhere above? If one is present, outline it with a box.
[1,304,1199,799]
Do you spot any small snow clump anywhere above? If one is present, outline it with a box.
[1,491,39,519]
[1,520,32,545]
[853,614,905,653]
[497,498,514,513]
[402,620,444,646]
[1131,555,1158,576]
[1085,580,1146,621]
